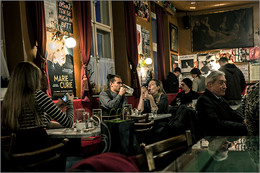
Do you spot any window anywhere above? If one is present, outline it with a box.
[89,0,115,94]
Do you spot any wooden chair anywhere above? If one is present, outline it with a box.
[1,133,16,153]
[135,130,193,172]
[10,138,69,171]
[2,131,69,171]
[126,114,155,153]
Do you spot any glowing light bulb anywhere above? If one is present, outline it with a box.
[65,37,76,48]
[145,57,152,64]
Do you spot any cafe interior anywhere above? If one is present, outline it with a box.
[1,0,259,172]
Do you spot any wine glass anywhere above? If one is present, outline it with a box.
[176,98,181,106]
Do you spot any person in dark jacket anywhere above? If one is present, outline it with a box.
[171,78,199,106]
[196,71,247,136]
[99,74,128,116]
[165,67,181,93]
[218,57,246,105]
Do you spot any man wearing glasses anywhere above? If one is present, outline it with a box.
[196,71,247,137]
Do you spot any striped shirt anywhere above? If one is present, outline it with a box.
[18,90,74,129]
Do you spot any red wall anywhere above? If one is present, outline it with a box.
[53,93,178,116]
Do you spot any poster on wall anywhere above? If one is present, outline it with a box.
[141,28,150,56]
[249,47,260,60]
[191,8,253,52]
[179,54,197,73]
[234,62,249,82]
[249,63,260,81]
[58,0,73,33]
[198,53,220,76]
[44,0,58,29]
[46,33,75,99]
[136,24,142,54]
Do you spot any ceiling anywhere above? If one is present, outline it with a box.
[169,1,258,12]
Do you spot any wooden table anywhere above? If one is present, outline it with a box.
[46,127,101,157]
[46,127,101,138]
[163,136,259,172]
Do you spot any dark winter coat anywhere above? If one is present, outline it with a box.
[196,89,247,136]
[219,63,246,100]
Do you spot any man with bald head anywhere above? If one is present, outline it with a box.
[196,71,247,136]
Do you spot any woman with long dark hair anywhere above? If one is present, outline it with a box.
[138,79,168,114]
[2,61,74,132]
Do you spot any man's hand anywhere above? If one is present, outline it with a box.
[119,86,126,96]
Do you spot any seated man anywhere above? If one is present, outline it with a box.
[196,71,247,136]
[171,78,199,106]
[99,74,128,116]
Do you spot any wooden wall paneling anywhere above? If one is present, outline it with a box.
[72,2,81,99]
[2,1,24,73]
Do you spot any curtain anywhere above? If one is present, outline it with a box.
[124,1,141,97]
[74,1,92,102]
[28,1,51,96]
[156,4,166,82]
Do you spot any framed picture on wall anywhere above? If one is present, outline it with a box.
[170,53,179,72]
[179,54,197,73]
[191,8,253,52]
[170,23,178,53]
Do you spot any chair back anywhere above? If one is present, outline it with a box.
[10,138,69,171]
[1,128,69,171]
[135,130,193,171]
[1,133,16,153]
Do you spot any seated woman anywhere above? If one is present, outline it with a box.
[138,79,168,114]
[1,61,74,153]
[171,78,199,106]
[190,68,206,93]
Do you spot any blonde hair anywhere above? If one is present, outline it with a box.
[1,61,42,131]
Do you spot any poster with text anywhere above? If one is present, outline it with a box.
[58,0,73,33]
[141,27,150,56]
[46,31,76,100]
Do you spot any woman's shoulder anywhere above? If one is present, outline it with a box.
[35,90,49,99]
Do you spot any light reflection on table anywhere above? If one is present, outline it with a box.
[46,127,101,138]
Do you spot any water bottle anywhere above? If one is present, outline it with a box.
[122,84,134,95]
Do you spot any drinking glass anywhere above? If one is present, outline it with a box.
[152,110,157,118]
[75,109,86,132]
[192,99,197,109]
[176,98,181,106]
